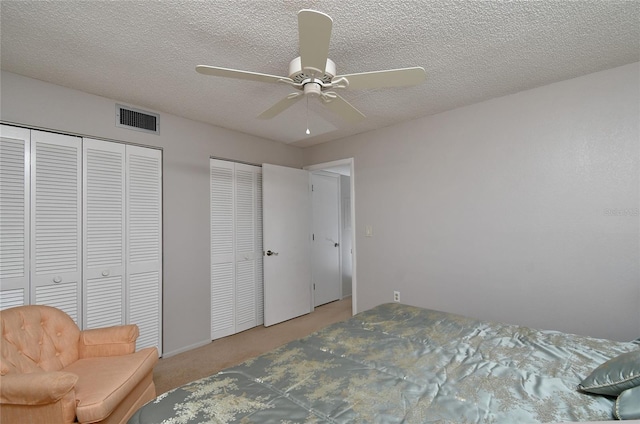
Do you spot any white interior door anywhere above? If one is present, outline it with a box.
[311,173,341,307]
[262,164,311,326]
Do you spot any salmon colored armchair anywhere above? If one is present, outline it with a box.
[0,305,158,424]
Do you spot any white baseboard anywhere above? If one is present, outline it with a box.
[161,339,211,358]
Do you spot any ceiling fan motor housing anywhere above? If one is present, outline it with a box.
[288,56,336,85]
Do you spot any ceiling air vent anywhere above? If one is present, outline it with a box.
[116,104,159,134]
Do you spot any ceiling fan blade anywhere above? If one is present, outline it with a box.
[257,93,304,119]
[196,65,292,84]
[321,93,366,123]
[334,67,426,90]
[298,9,333,75]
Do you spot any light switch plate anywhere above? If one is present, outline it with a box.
[365,225,373,237]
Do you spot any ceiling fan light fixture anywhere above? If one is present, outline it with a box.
[303,82,322,98]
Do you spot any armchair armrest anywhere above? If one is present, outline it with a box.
[79,324,139,358]
[0,372,78,405]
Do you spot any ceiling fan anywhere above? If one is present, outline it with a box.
[196,9,426,124]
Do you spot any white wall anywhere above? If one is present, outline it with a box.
[0,71,305,356]
[305,63,640,342]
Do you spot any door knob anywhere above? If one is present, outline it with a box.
[265,250,279,256]
[334,242,339,247]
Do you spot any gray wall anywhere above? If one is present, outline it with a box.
[304,63,640,342]
[1,71,304,356]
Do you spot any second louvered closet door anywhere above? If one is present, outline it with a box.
[126,145,163,354]
[30,131,83,326]
[234,164,259,333]
[83,139,126,329]
[210,159,262,340]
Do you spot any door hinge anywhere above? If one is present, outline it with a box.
[313,283,316,290]
[312,233,315,241]
[311,184,314,191]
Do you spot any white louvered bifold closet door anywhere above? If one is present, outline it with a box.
[83,139,126,329]
[210,159,236,339]
[234,164,258,333]
[126,145,162,355]
[0,126,30,309]
[30,131,82,326]
[210,159,263,339]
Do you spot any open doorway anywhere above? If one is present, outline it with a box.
[305,159,356,316]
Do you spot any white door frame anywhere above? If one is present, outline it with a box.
[304,158,357,315]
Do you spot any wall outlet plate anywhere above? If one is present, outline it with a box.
[393,291,400,302]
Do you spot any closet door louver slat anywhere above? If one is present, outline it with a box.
[235,260,255,331]
[35,282,79,323]
[129,270,161,352]
[128,153,161,263]
[0,151,27,278]
[0,289,26,310]
[211,263,234,338]
[34,144,79,274]
[211,166,234,257]
[235,169,254,253]
[85,276,123,328]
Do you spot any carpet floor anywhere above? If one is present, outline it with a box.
[153,297,353,394]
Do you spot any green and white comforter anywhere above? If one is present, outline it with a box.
[129,303,638,423]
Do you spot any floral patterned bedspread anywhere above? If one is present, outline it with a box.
[129,303,638,423]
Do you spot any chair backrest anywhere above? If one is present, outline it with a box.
[0,305,80,375]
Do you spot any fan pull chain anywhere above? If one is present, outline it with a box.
[305,96,311,135]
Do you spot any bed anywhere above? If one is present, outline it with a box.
[129,303,640,423]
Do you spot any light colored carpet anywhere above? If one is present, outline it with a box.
[153,297,353,394]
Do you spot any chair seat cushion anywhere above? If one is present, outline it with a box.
[64,347,157,423]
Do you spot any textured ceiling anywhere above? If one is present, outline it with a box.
[1,1,638,147]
